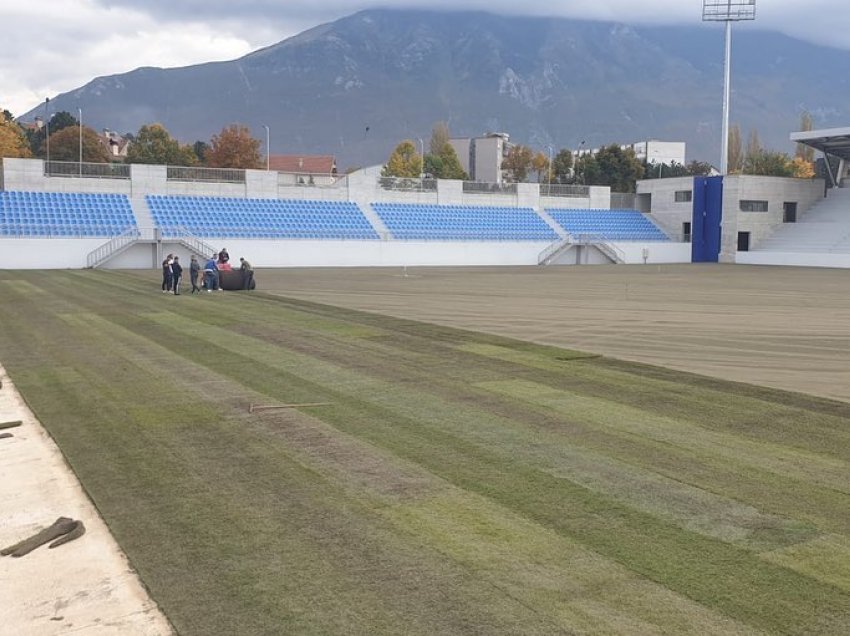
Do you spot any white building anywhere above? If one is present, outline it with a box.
[575,140,686,167]
[449,133,512,183]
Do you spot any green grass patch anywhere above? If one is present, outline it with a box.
[0,269,849,634]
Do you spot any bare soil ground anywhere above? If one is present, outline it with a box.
[260,263,850,403]
[0,364,172,635]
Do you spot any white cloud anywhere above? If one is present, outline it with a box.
[3,0,849,118]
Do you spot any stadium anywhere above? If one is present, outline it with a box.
[3,110,850,635]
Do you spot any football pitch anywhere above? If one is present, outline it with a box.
[1,265,850,634]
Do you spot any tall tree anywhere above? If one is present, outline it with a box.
[685,160,714,176]
[127,124,190,165]
[592,144,644,192]
[552,149,573,184]
[795,110,815,164]
[429,122,450,155]
[746,129,762,161]
[44,126,111,162]
[727,125,743,173]
[501,145,534,182]
[205,124,262,169]
[192,140,210,164]
[382,140,421,178]
[531,151,549,183]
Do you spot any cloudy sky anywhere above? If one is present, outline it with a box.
[3,0,848,117]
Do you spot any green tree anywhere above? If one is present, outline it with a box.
[44,125,110,162]
[205,124,262,169]
[192,140,209,164]
[686,160,714,176]
[501,145,534,182]
[126,123,189,165]
[574,154,599,186]
[382,140,422,178]
[552,149,573,184]
[727,124,743,173]
[592,144,644,192]
[743,149,794,177]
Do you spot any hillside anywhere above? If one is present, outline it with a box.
[22,9,850,169]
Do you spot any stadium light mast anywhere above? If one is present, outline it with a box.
[262,125,270,170]
[702,1,756,175]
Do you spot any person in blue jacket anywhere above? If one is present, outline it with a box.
[203,254,220,292]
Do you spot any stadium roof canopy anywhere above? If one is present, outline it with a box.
[790,127,850,160]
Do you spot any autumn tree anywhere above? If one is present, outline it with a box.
[205,124,262,169]
[382,140,422,178]
[429,122,450,155]
[0,111,32,159]
[28,110,79,157]
[127,124,195,165]
[45,126,111,162]
[727,124,743,173]
[502,145,534,182]
[796,110,815,163]
[531,151,549,183]
[551,149,573,184]
[790,156,815,179]
[746,129,762,161]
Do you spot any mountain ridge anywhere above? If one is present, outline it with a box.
[22,8,850,169]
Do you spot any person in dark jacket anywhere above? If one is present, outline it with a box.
[190,256,201,293]
[239,257,254,290]
[171,256,183,295]
[161,254,173,293]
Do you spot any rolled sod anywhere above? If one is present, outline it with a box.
[0,420,22,430]
[2,517,78,557]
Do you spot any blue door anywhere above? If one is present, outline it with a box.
[692,176,723,263]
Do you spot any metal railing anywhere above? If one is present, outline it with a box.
[538,232,625,265]
[462,181,518,195]
[44,161,130,179]
[86,227,141,268]
[277,172,346,188]
[540,183,591,198]
[167,166,246,183]
[378,176,438,192]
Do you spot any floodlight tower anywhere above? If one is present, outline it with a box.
[702,0,756,174]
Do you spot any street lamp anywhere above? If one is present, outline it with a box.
[44,98,51,174]
[78,107,83,175]
[262,124,270,171]
[702,0,756,174]
[417,138,425,179]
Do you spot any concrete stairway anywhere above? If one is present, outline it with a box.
[754,187,850,253]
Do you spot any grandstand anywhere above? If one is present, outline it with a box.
[0,191,136,237]
[372,203,559,241]
[147,195,378,240]
[546,208,670,241]
[0,158,692,269]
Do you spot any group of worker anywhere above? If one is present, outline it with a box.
[161,247,254,295]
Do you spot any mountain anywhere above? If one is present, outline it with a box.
[22,9,850,170]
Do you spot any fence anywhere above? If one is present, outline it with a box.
[166,166,246,183]
[44,161,130,179]
[540,183,590,198]
[379,177,438,193]
[462,181,518,195]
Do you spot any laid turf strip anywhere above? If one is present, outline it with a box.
[2,269,850,634]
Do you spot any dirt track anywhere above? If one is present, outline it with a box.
[260,263,850,403]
